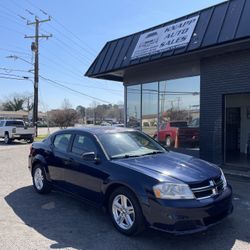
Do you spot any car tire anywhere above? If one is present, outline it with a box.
[165,136,173,147]
[4,133,10,144]
[108,187,145,236]
[27,138,34,144]
[32,164,52,194]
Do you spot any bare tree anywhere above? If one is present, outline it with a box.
[48,99,78,128]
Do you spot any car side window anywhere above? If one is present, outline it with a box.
[53,133,72,152]
[0,121,4,127]
[71,134,97,155]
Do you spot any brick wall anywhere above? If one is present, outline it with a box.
[200,48,250,164]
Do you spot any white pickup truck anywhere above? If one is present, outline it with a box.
[0,120,35,144]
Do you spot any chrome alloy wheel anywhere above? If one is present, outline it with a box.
[34,168,44,190]
[112,194,135,230]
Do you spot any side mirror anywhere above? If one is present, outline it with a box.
[81,152,100,164]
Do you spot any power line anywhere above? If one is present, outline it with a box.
[0,5,32,30]
[14,2,96,62]
[0,12,28,30]
[0,1,26,19]
[0,76,30,81]
[0,67,33,73]
[5,53,84,84]
[39,53,86,79]
[24,0,97,55]
[0,47,30,56]
[50,36,91,66]
[6,55,34,65]
[0,72,30,79]
[0,2,93,76]
[40,75,112,104]
[44,23,94,61]
[39,76,123,94]
[0,65,121,96]
[0,24,24,36]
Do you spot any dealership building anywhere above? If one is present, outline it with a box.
[86,0,250,168]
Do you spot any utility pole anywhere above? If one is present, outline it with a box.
[24,17,52,136]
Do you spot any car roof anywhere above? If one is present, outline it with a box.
[57,126,136,136]
[1,119,24,122]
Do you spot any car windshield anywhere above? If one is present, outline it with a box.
[98,131,166,159]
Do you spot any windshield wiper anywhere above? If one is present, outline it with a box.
[140,150,165,156]
[110,154,141,160]
[110,150,165,159]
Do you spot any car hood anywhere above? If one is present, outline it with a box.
[114,151,221,184]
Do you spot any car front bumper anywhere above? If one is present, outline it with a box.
[12,134,34,139]
[142,185,233,234]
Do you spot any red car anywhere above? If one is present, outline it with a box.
[154,121,199,147]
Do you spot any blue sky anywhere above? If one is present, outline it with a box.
[0,0,225,111]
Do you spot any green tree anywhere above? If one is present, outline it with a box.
[2,97,25,111]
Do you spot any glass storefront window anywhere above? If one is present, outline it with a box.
[142,82,158,137]
[126,85,141,129]
[125,76,200,151]
[159,76,200,148]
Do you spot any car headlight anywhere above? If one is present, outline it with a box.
[220,168,227,189]
[153,182,195,199]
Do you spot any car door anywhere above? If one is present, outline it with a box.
[63,132,108,204]
[158,123,166,142]
[47,132,73,188]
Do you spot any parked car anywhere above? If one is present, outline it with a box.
[0,120,35,144]
[189,118,200,128]
[112,123,124,128]
[100,121,111,126]
[154,121,199,147]
[28,127,232,236]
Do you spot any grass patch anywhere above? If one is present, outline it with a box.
[35,134,49,142]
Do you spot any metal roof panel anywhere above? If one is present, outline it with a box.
[218,0,245,42]
[236,0,250,38]
[86,0,250,80]
[202,3,229,47]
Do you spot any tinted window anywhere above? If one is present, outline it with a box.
[0,121,4,127]
[53,133,72,152]
[170,122,187,128]
[71,134,97,155]
[5,121,24,127]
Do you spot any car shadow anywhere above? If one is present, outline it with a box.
[5,185,249,250]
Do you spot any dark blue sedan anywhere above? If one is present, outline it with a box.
[28,127,233,235]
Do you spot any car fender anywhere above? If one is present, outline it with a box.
[102,177,151,207]
[31,154,51,181]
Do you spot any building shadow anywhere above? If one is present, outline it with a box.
[5,185,249,250]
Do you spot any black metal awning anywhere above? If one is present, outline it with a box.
[85,0,250,82]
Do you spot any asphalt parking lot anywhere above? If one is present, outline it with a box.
[0,141,250,250]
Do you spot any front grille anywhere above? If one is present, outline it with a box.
[189,176,225,200]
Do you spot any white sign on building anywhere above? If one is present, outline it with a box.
[131,15,199,59]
